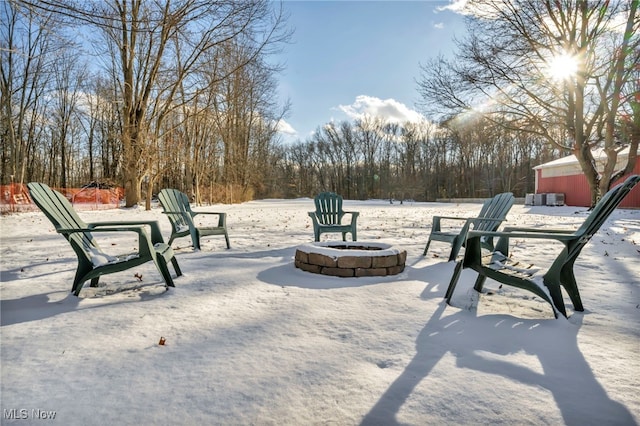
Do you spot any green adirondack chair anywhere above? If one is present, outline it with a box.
[27,182,182,296]
[308,192,359,241]
[423,192,515,261]
[445,175,640,318]
[157,188,230,250]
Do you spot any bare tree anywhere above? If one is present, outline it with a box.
[208,37,288,197]
[417,0,639,205]
[22,0,289,206]
[355,116,386,198]
[1,0,54,186]
[50,48,84,188]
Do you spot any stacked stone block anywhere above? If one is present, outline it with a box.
[294,247,407,277]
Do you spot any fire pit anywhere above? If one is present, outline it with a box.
[294,241,407,277]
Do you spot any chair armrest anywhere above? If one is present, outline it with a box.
[468,229,577,241]
[58,226,148,235]
[466,229,577,257]
[343,211,359,225]
[88,220,159,227]
[192,211,226,227]
[58,226,158,259]
[467,229,577,241]
[470,217,505,225]
[86,220,164,244]
[191,211,225,216]
[434,215,472,222]
[432,215,475,233]
[502,226,576,234]
[434,216,504,226]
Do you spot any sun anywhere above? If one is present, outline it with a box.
[547,52,579,81]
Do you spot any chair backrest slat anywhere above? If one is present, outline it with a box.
[27,182,99,260]
[158,189,192,231]
[314,192,344,225]
[475,192,515,232]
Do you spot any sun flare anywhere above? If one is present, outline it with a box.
[547,52,579,81]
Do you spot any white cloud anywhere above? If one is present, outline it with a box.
[436,0,469,14]
[275,119,297,135]
[337,95,425,124]
[434,22,445,30]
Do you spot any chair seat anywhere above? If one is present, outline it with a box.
[316,223,353,231]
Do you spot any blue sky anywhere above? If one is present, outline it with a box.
[273,0,467,143]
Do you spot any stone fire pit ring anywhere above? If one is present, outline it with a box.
[294,241,407,277]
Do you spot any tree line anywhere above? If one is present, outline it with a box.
[2,0,638,207]
[278,117,557,201]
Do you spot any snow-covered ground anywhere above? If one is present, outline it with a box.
[1,198,638,425]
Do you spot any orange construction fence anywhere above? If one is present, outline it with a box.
[1,184,125,212]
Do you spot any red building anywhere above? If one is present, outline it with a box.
[533,147,640,208]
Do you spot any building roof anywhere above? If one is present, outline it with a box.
[533,146,633,170]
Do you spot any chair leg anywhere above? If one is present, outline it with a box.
[171,257,182,277]
[473,274,487,292]
[561,265,583,312]
[189,228,201,250]
[423,239,432,256]
[72,263,93,296]
[72,277,87,296]
[72,284,83,296]
[155,258,175,287]
[543,280,567,318]
[154,244,180,287]
[448,236,464,262]
[224,231,231,249]
[445,261,464,303]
